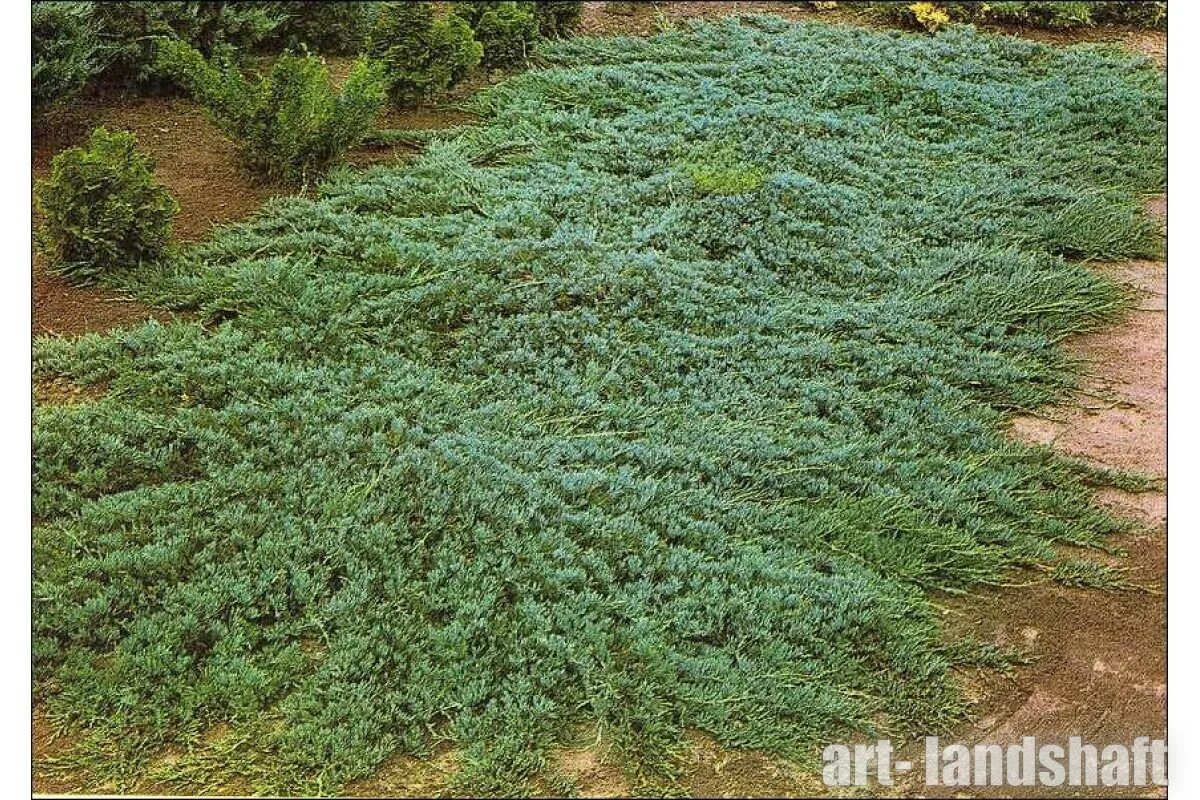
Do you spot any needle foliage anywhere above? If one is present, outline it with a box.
[34,17,1164,795]
[35,127,178,284]
[156,40,388,184]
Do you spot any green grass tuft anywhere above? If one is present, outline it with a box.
[1038,191,1162,261]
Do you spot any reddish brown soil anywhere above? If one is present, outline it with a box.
[33,268,166,338]
[32,98,279,338]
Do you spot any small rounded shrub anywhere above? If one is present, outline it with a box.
[157,40,388,184]
[35,127,178,284]
[455,2,540,68]
[534,1,583,38]
[368,2,482,107]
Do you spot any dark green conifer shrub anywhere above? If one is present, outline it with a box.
[156,41,387,183]
[35,128,177,284]
[534,1,583,38]
[32,1,103,115]
[1099,1,1161,26]
[987,0,1168,28]
[269,1,379,55]
[368,2,482,106]
[984,1,1096,28]
[1088,1,1168,27]
[91,1,282,90]
[456,1,540,68]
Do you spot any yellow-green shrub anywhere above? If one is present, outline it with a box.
[368,2,482,107]
[157,40,387,183]
[456,2,539,68]
[35,127,178,284]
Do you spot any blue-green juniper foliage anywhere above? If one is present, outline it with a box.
[34,17,1164,795]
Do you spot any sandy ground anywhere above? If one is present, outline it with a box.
[920,235,1167,798]
[32,4,1167,796]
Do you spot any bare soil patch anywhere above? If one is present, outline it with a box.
[33,265,171,338]
[554,743,632,798]
[678,730,829,798]
[913,201,1167,798]
[32,97,278,338]
[342,745,460,798]
[32,711,91,795]
[1011,260,1166,477]
[34,97,279,242]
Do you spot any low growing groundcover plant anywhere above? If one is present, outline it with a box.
[33,17,1164,795]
